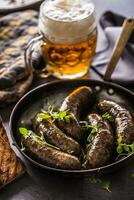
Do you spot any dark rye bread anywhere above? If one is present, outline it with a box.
[0,116,26,188]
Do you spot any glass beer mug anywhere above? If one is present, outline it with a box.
[25,0,97,79]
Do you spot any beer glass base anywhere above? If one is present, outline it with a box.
[49,70,89,80]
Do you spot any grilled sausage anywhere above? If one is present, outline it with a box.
[58,86,92,141]
[60,86,93,119]
[32,113,81,156]
[22,133,81,170]
[98,100,134,144]
[84,114,114,168]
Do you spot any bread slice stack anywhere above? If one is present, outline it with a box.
[0,116,25,188]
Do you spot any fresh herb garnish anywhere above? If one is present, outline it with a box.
[116,136,134,156]
[101,180,111,192]
[37,113,51,121]
[19,127,30,137]
[87,178,111,192]
[37,104,72,123]
[87,125,98,143]
[86,126,98,150]
[102,112,114,122]
[80,121,99,133]
[51,110,72,123]
[80,121,92,130]
[80,121,99,150]
[19,127,60,151]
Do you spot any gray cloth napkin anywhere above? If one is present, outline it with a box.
[91,11,134,86]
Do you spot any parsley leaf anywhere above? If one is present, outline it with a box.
[37,103,72,123]
[80,121,92,130]
[80,121,99,150]
[19,127,29,137]
[87,178,111,193]
[116,136,134,157]
[37,113,51,121]
[101,181,111,192]
[102,112,114,122]
[116,145,123,154]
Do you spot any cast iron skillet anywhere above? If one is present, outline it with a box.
[9,79,134,176]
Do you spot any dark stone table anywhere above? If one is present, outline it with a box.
[0,0,134,199]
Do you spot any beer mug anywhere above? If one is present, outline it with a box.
[25,0,97,79]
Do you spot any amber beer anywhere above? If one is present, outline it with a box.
[39,0,97,79]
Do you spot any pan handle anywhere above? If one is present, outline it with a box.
[103,18,134,81]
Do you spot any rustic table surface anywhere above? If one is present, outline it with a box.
[0,0,134,199]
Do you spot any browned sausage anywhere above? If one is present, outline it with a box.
[32,113,81,156]
[98,100,134,144]
[22,132,81,170]
[58,86,93,141]
[84,113,114,168]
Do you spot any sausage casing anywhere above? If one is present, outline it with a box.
[33,114,81,156]
[60,86,93,119]
[23,133,81,170]
[98,100,134,144]
[85,113,114,168]
[58,86,92,141]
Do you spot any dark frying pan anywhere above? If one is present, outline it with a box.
[9,18,134,176]
[9,79,134,176]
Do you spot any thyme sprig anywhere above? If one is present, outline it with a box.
[116,136,134,156]
[80,121,100,150]
[37,104,72,123]
[102,112,114,122]
[19,127,60,150]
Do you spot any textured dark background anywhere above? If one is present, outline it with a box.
[0,0,134,199]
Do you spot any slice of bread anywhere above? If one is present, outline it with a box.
[0,116,26,188]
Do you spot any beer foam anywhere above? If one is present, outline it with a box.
[39,0,96,44]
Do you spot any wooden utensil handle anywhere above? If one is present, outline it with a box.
[103,18,134,81]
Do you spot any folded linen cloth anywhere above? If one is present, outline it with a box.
[0,10,38,106]
[91,11,134,86]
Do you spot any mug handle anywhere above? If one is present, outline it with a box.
[24,35,51,78]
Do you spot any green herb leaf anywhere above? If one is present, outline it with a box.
[19,127,29,137]
[58,111,67,119]
[116,145,123,154]
[117,136,122,144]
[102,112,114,122]
[101,181,111,192]
[37,113,51,120]
[91,124,99,134]
[124,144,130,152]
[116,135,134,157]
[130,143,134,152]
[64,115,72,123]
[80,121,92,130]
[48,104,54,114]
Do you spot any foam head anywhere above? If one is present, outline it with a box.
[39,0,96,44]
